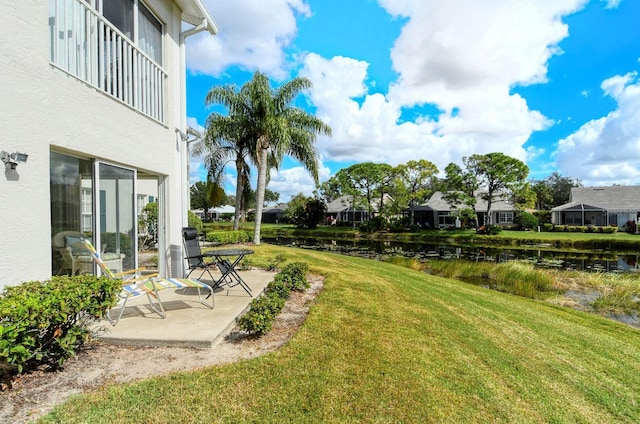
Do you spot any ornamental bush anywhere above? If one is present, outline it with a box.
[187,210,203,232]
[515,211,539,230]
[283,195,327,229]
[237,262,310,336]
[359,216,387,233]
[206,230,252,245]
[0,275,120,373]
[477,225,502,235]
[277,262,310,291]
[236,293,286,335]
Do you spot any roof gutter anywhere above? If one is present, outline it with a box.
[180,18,209,43]
[178,18,209,237]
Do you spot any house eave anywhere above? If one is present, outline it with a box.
[177,0,218,35]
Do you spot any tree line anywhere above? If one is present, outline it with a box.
[303,153,580,228]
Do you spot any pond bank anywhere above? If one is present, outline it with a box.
[261,234,640,329]
[261,226,640,252]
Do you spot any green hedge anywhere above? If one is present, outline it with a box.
[206,230,252,245]
[0,275,120,373]
[237,262,310,335]
[546,225,618,233]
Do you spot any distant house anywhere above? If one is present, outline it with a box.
[551,186,640,228]
[403,204,435,228]
[325,195,393,225]
[210,205,236,220]
[425,191,518,228]
[192,205,236,221]
[261,204,287,224]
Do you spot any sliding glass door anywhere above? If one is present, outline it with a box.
[50,152,93,275]
[51,152,149,275]
[96,162,136,272]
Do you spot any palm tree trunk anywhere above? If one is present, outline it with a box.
[253,146,269,245]
[233,159,243,231]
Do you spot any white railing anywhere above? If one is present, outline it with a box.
[49,0,166,123]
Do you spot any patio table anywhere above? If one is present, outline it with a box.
[206,249,254,296]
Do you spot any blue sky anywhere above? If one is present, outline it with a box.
[185,0,640,202]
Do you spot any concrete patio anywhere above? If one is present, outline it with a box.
[93,269,276,349]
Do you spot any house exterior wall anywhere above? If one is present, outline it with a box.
[0,1,193,287]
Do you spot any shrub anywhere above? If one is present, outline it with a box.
[277,262,310,291]
[0,275,120,373]
[515,211,539,230]
[388,217,410,233]
[266,253,287,272]
[237,293,286,335]
[477,225,502,235]
[534,210,551,224]
[283,195,327,229]
[266,278,291,299]
[624,220,636,234]
[541,223,554,232]
[237,261,310,335]
[206,230,252,245]
[359,216,387,233]
[188,210,203,232]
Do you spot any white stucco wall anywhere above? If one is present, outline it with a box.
[0,0,191,287]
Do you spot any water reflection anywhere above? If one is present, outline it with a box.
[264,237,640,273]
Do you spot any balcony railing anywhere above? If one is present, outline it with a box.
[49,0,166,123]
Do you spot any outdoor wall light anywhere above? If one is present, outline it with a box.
[1,150,28,170]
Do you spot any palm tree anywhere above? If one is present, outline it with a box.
[195,86,254,231]
[240,71,332,244]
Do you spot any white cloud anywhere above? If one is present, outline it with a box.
[382,0,583,145]
[267,164,331,201]
[556,72,640,185]
[526,145,546,162]
[601,0,622,9]
[381,0,586,94]
[187,0,309,78]
[300,51,548,175]
[294,1,594,175]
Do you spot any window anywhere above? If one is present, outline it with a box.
[103,0,134,39]
[138,2,163,64]
[49,0,166,122]
[438,212,455,227]
[498,212,514,224]
[81,187,93,232]
[137,194,148,215]
[102,0,163,64]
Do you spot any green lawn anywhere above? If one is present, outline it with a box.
[43,245,640,423]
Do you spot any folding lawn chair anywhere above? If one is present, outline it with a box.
[80,238,214,326]
[182,227,218,282]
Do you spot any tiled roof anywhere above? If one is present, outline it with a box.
[425,191,516,212]
[326,195,391,213]
[326,196,371,213]
[568,186,640,211]
[550,202,603,212]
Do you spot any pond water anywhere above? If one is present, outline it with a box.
[263,237,640,273]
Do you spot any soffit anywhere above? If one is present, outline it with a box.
[175,0,218,34]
